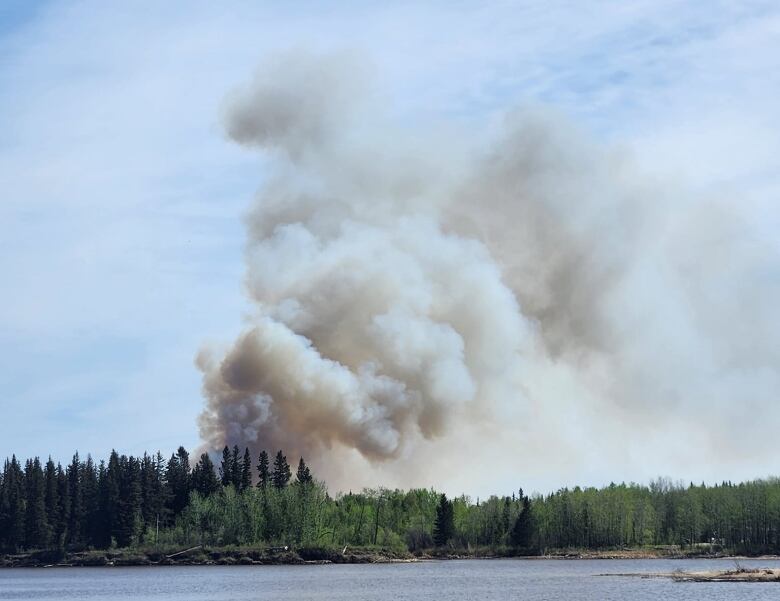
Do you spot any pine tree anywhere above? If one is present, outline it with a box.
[24,457,50,549]
[219,446,232,488]
[256,451,270,489]
[240,448,252,492]
[271,450,291,490]
[296,457,312,484]
[433,493,454,547]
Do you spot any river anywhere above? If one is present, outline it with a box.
[2,558,780,600]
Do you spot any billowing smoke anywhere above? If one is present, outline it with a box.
[198,53,780,493]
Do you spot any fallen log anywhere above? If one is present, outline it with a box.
[166,545,203,559]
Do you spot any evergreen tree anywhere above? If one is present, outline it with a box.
[296,457,312,484]
[219,446,232,488]
[256,450,270,489]
[55,464,69,547]
[81,456,99,546]
[66,453,83,546]
[510,495,534,550]
[43,458,60,546]
[271,450,291,490]
[240,448,252,492]
[24,457,50,549]
[139,453,156,527]
[116,455,142,547]
[433,493,454,547]
[154,452,171,527]
[2,456,26,550]
[104,450,122,546]
[192,453,220,497]
[94,460,110,549]
[231,445,241,489]
[165,447,191,517]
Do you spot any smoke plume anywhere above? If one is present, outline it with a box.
[198,53,780,493]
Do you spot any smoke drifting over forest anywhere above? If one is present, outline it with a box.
[198,53,780,493]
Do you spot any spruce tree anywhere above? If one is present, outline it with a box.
[94,460,111,549]
[165,447,191,517]
[43,458,60,546]
[139,453,156,527]
[296,457,312,484]
[155,452,171,527]
[116,455,142,547]
[433,493,454,547]
[105,450,122,546]
[66,453,83,546]
[240,448,252,492]
[3,456,26,550]
[81,456,99,546]
[219,446,232,488]
[55,463,69,547]
[25,457,50,549]
[509,495,534,550]
[231,445,241,489]
[192,453,220,497]
[271,450,291,489]
[0,460,9,550]
[256,450,270,489]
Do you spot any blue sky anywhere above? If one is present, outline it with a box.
[1,1,779,488]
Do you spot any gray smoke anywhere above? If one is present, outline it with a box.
[198,54,780,493]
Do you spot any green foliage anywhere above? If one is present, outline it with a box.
[509,494,534,550]
[7,448,780,557]
[256,451,270,489]
[433,494,454,547]
[272,451,291,490]
[192,453,220,498]
[296,458,312,484]
[240,449,252,492]
[24,458,50,549]
[219,446,232,488]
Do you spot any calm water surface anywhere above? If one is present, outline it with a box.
[2,558,780,600]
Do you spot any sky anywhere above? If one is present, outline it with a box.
[1,1,779,495]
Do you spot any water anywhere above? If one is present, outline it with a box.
[2,558,780,600]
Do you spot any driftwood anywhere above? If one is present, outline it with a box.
[166,545,203,559]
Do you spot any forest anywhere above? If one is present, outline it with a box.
[3,446,780,556]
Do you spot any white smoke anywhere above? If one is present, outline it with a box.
[198,53,780,493]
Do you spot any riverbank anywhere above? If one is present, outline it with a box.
[0,546,418,568]
[2,545,775,568]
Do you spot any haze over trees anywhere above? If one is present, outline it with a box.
[3,449,780,556]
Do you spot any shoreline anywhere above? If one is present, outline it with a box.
[3,547,780,568]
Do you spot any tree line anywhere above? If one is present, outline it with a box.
[0,446,305,552]
[3,448,780,555]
